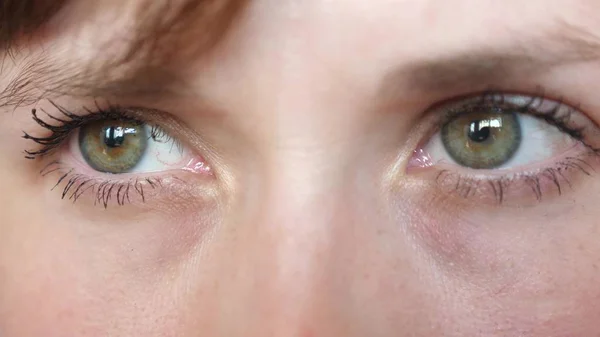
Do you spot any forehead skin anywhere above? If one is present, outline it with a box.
[3,0,600,337]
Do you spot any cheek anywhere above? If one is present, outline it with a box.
[402,191,600,335]
[0,201,218,336]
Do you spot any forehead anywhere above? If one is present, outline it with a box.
[64,0,598,69]
[4,0,600,110]
[58,0,596,48]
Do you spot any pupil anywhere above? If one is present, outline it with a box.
[468,120,491,143]
[103,126,126,148]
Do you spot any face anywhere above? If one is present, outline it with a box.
[1,0,600,335]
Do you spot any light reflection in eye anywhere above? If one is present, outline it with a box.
[103,127,137,148]
[469,118,502,133]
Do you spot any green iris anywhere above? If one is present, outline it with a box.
[441,111,522,169]
[79,120,148,174]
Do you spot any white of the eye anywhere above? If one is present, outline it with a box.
[426,114,576,170]
[128,126,188,173]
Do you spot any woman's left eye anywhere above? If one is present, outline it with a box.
[423,106,575,170]
[75,120,191,174]
[408,93,600,204]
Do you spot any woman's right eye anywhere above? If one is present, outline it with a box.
[75,119,206,175]
[24,104,212,207]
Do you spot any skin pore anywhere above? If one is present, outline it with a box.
[2,0,600,336]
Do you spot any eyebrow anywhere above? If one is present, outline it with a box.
[379,20,600,99]
[4,8,600,110]
[0,0,247,107]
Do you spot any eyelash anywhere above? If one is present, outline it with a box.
[40,160,165,207]
[23,101,180,159]
[434,154,598,204]
[437,92,587,145]
[424,91,600,205]
[23,101,182,208]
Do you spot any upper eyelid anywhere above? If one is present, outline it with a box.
[425,93,594,140]
[22,101,179,159]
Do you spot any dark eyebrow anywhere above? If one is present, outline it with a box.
[0,0,70,49]
[379,20,600,98]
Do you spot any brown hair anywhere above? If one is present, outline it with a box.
[0,0,249,108]
[0,0,70,48]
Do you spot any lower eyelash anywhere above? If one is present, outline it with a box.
[433,150,600,205]
[41,161,165,208]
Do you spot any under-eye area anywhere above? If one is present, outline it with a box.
[407,92,600,206]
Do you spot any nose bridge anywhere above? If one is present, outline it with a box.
[223,145,353,335]
[259,153,343,296]
[207,29,372,331]
[232,54,374,330]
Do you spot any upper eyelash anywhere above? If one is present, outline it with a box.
[22,100,179,159]
[21,101,192,207]
[439,91,591,147]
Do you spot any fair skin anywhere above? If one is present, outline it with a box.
[2,0,600,335]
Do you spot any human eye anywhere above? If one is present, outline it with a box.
[23,101,212,208]
[407,92,600,206]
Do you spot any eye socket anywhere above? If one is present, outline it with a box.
[417,94,581,171]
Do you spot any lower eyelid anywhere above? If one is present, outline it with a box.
[32,135,215,208]
[39,159,215,208]
[406,146,600,207]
